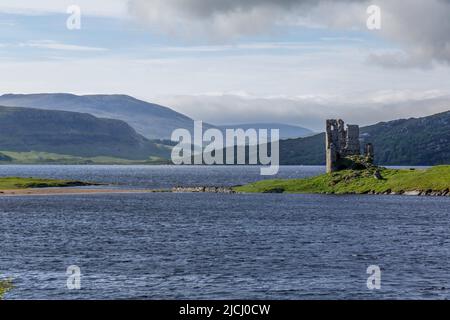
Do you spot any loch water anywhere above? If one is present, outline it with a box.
[1,165,449,299]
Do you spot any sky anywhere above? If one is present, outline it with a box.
[0,0,450,130]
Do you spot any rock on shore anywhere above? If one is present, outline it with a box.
[172,186,236,194]
[368,189,450,196]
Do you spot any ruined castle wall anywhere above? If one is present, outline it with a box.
[344,125,360,156]
[326,119,362,173]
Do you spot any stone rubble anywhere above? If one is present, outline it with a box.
[172,186,236,194]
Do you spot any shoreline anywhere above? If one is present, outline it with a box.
[0,188,158,197]
[234,166,450,196]
[0,186,236,196]
[2,186,449,197]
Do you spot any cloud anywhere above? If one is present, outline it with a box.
[366,51,433,69]
[19,40,107,52]
[367,0,450,68]
[0,52,448,129]
[0,0,128,17]
[1,46,449,101]
[155,91,450,131]
[128,0,450,67]
[127,0,345,41]
[148,41,332,53]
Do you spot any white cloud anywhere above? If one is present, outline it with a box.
[128,0,450,67]
[147,42,334,53]
[0,52,449,129]
[19,40,107,52]
[0,0,128,17]
[128,0,335,41]
[1,43,449,99]
[0,21,16,27]
[366,0,450,68]
[4,1,450,68]
[155,91,450,130]
[1,1,449,126]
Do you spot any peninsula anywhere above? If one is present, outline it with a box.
[0,177,93,190]
[234,165,450,195]
[235,119,450,196]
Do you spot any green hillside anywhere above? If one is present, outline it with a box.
[235,165,450,195]
[0,177,92,190]
[360,111,450,165]
[0,151,168,165]
[0,93,214,140]
[279,110,450,165]
[0,106,171,162]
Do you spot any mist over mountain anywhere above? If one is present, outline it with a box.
[218,123,314,140]
[1,92,449,166]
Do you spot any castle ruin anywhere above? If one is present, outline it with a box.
[326,119,374,173]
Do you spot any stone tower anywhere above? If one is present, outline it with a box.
[364,143,374,163]
[326,119,361,173]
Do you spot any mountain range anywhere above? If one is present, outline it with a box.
[0,94,314,141]
[0,94,201,140]
[0,93,448,166]
[0,105,171,162]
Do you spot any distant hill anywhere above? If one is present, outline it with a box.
[0,106,171,161]
[279,110,450,165]
[2,94,448,166]
[218,123,314,139]
[0,93,213,140]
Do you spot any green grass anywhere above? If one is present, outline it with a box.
[0,177,92,190]
[0,279,13,300]
[0,151,169,165]
[234,165,450,194]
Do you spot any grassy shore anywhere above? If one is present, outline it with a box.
[0,279,13,300]
[0,177,93,190]
[234,165,450,195]
[0,151,169,165]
